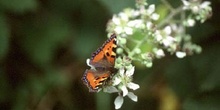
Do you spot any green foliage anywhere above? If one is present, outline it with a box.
[0,13,8,61]
[0,0,38,13]
[98,0,135,13]
[0,0,219,110]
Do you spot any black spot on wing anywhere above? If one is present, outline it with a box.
[110,55,115,58]
[106,52,110,56]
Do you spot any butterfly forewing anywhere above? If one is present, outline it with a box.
[90,34,117,66]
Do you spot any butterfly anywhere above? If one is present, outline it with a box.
[82,34,117,92]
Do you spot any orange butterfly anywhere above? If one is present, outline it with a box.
[82,34,117,92]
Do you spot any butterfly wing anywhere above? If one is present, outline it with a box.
[89,34,117,68]
[82,69,111,92]
[82,34,117,92]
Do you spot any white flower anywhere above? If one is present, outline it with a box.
[154,48,165,58]
[115,66,140,94]
[112,15,121,25]
[155,30,163,41]
[147,4,155,15]
[151,13,160,20]
[114,26,123,34]
[131,10,140,17]
[119,12,129,21]
[110,66,139,109]
[170,24,184,34]
[146,21,153,30]
[162,36,175,47]
[154,26,177,49]
[127,19,143,28]
[182,0,212,22]
[192,5,199,13]
[124,27,133,35]
[176,51,186,58]
[186,19,195,27]
[160,26,176,47]
[164,26,172,35]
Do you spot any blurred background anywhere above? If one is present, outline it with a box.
[0,0,220,110]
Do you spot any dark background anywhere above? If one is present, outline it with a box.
[0,0,219,110]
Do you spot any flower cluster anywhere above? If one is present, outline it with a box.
[103,57,140,109]
[182,0,212,23]
[103,0,212,109]
[107,4,159,37]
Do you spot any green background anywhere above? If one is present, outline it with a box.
[0,0,219,110]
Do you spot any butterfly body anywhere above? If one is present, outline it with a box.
[82,34,117,92]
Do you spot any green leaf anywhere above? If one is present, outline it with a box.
[0,13,9,61]
[191,44,220,91]
[98,0,135,13]
[156,4,169,22]
[165,58,199,98]
[0,69,8,102]
[73,28,106,60]
[20,14,72,65]
[183,94,220,110]
[0,0,38,13]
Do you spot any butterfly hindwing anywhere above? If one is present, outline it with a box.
[82,69,111,92]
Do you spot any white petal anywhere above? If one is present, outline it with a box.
[133,20,143,28]
[127,92,138,102]
[127,82,140,90]
[201,1,211,8]
[163,36,175,47]
[114,26,123,34]
[164,26,172,35]
[155,30,163,41]
[132,10,140,17]
[187,19,195,27]
[127,20,136,27]
[121,85,128,97]
[146,21,153,29]
[182,0,190,6]
[147,4,155,15]
[114,96,124,109]
[112,16,121,25]
[151,13,160,21]
[119,13,129,21]
[125,66,135,76]
[124,27,133,35]
[192,6,199,13]
[113,77,121,86]
[103,86,118,93]
[176,51,186,58]
[119,68,125,76]
[155,49,165,58]
[146,61,153,68]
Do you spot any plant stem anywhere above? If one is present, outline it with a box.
[157,6,183,28]
[129,36,148,58]
[161,0,175,11]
